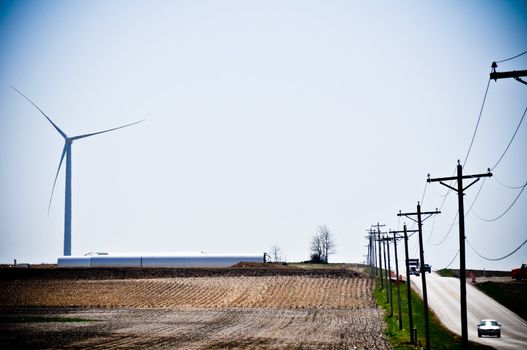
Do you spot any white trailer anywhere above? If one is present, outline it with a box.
[57,252,263,268]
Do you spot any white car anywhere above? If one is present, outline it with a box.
[477,319,501,338]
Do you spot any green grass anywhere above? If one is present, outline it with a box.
[436,269,526,321]
[476,281,527,321]
[437,268,455,278]
[0,315,95,323]
[289,262,361,270]
[374,277,495,349]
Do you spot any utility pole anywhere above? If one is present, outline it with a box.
[428,161,492,349]
[383,236,389,302]
[372,223,386,288]
[383,236,394,316]
[490,61,527,85]
[373,230,377,276]
[401,224,419,344]
[398,204,440,350]
[388,229,407,331]
[365,228,377,277]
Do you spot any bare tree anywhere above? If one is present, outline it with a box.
[310,225,336,263]
[310,233,323,263]
[270,245,282,263]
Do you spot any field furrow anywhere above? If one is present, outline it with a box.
[0,267,390,349]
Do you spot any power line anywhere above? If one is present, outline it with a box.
[472,179,527,222]
[494,173,526,190]
[495,49,527,64]
[491,104,527,170]
[431,212,457,246]
[420,181,428,206]
[428,78,491,226]
[453,86,526,221]
[435,167,458,210]
[442,249,460,270]
[430,177,485,247]
[463,79,491,167]
[426,214,437,244]
[466,237,527,261]
[442,104,525,222]
[464,178,486,215]
[431,184,450,198]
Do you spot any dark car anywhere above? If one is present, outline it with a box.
[423,264,431,273]
[477,319,501,338]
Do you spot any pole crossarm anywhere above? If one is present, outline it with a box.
[398,210,440,223]
[389,229,419,234]
[374,232,388,237]
[490,61,527,85]
[490,69,527,81]
[429,170,491,193]
[389,229,419,241]
[427,171,492,183]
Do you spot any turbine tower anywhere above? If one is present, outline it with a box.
[12,86,144,256]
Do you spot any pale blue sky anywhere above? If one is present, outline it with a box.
[1,0,526,270]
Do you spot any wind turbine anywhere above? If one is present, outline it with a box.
[12,86,144,256]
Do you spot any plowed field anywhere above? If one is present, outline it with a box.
[0,267,390,349]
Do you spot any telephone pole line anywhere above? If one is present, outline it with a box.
[391,224,419,343]
[365,228,377,277]
[400,224,419,344]
[398,204,440,350]
[382,235,393,313]
[372,223,386,288]
[428,161,492,349]
[380,234,389,302]
[389,228,409,331]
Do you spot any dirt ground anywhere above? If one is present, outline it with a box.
[0,266,390,349]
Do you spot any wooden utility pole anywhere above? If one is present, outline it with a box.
[398,204,440,350]
[365,228,377,277]
[373,223,386,288]
[393,233,402,329]
[385,236,394,316]
[428,161,491,349]
[389,228,415,331]
[383,236,389,302]
[402,224,419,344]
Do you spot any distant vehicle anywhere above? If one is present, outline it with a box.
[423,264,431,273]
[511,264,527,280]
[477,319,501,338]
[408,259,420,276]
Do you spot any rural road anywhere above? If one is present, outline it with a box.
[410,272,527,349]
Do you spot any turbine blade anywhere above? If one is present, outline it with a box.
[48,144,67,215]
[10,85,68,139]
[70,119,146,141]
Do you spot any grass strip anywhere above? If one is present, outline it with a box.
[438,268,527,321]
[374,277,494,349]
[437,268,455,278]
[475,281,527,321]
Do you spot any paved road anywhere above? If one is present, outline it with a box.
[410,272,527,350]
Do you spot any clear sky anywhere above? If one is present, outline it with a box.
[1,0,526,270]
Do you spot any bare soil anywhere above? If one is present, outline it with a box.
[0,265,390,349]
